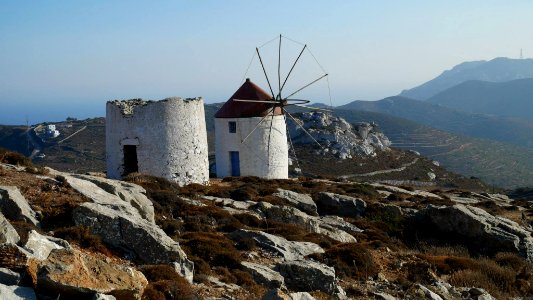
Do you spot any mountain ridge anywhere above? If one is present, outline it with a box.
[427,78,533,120]
[400,57,533,100]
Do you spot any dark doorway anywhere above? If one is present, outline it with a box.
[230,151,240,176]
[123,145,138,176]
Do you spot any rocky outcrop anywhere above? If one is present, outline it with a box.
[23,230,70,260]
[419,204,533,260]
[253,202,357,243]
[0,212,20,245]
[288,112,391,158]
[276,260,336,294]
[227,229,324,261]
[241,262,284,288]
[0,186,40,227]
[0,283,36,300]
[73,202,193,281]
[33,248,147,299]
[71,174,155,223]
[272,189,317,216]
[315,192,366,217]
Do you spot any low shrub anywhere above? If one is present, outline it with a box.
[54,226,111,256]
[421,253,532,297]
[310,243,379,280]
[181,232,242,271]
[0,148,32,166]
[140,264,217,298]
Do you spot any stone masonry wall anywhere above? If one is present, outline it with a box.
[106,97,209,186]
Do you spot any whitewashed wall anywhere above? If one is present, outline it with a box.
[215,116,288,179]
[106,97,209,186]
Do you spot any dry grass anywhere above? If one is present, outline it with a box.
[419,252,533,298]
[141,265,198,300]
[54,226,112,256]
[309,243,379,280]
[0,148,32,166]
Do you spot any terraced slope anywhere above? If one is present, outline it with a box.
[334,109,533,188]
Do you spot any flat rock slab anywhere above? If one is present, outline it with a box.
[23,230,70,261]
[71,174,155,223]
[276,260,336,294]
[316,192,366,217]
[0,186,40,227]
[73,202,193,282]
[273,189,318,216]
[241,261,284,288]
[254,202,357,243]
[227,229,324,261]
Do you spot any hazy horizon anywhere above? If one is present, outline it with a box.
[2,1,533,125]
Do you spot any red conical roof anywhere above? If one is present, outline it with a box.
[215,78,283,118]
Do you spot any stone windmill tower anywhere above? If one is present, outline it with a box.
[106,97,209,186]
[214,79,289,179]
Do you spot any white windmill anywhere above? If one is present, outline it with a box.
[214,35,331,179]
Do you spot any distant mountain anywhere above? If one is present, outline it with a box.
[339,96,533,147]
[427,78,533,120]
[400,57,533,100]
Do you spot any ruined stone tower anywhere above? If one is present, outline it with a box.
[106,97,209,186]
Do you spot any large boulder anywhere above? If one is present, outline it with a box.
[273,189,318,216]
[419,204,533,261]
[241,261,284,288]
[316,192,366,217]
[227,229,324,261]
[276,260,336,294]
[61,175,152,223]
[0,186,40,227]
[71,174,155,223]
[33,248,147,299]
[0,283,36,300]
[73,202,193,281]
[253,202,357,243]
[0,212,20,245]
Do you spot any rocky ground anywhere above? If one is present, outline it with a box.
[0,150,532,299]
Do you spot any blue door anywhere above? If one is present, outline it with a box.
[230,151,240,176]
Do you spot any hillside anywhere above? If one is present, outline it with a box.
[427,78,533,121]
[338,96,533,148]
[333,109,533,189]
[1,106,533,188]
[400,57,533,100]
[1,150,532,299]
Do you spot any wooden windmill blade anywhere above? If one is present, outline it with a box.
[235,34,331,174]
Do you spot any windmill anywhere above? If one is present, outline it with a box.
[214,35,331,179]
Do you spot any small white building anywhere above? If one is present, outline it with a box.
[215,79,288,179]
[106,97,209,186]
[45,124,60,138]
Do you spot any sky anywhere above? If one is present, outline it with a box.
[1,1,533,125]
